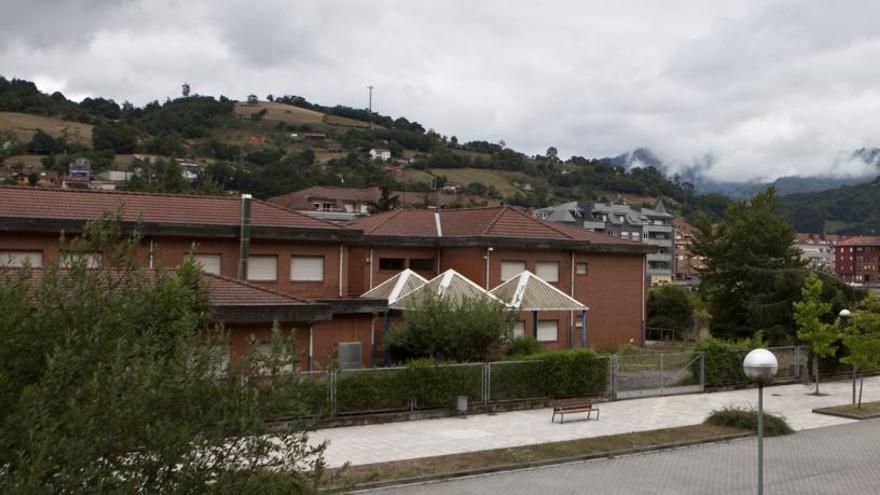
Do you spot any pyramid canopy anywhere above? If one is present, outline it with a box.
[390,269,505,310]
[490,271,588,311]
[361,269,428,304]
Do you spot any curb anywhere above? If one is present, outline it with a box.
[812,407,880,420]
[332,431,752,493]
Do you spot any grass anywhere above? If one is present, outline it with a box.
[814,400,880,419]
[232,101,371,128]
[2,154,45,169]
[327,424,747,488]
[427,167,521,196]
[0,112,93,147]
[704,406,794,437]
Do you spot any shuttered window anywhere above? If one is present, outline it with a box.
[535,261,560,282]
[537,320,558,342]
[291,256,324,281]
[0,251,43,268]
[194,254,221,275]
[500,260,526,281]
[247,255,277,281]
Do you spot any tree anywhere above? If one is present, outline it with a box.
[92,121,138,153]
[646,285,694,332]
[369,185,400,213]
[0,215,328,492]
[27,128,66,154]
[793,272,839,394]
[841,294,880,408]
[385,294,516,362]
[692,188,806,341]
[546,146,558,160]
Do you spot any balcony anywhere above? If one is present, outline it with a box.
[643,237,673,248]
[647,252,673,263]
[644,224,673,234]
[581,220,606,230]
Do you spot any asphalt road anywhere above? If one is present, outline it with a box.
[357,418,880,494]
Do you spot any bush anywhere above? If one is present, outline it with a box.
[505,336,545,357]
[647,285,693,330]
[525,349,609,398]
[691,335,766,388]
[704,406,794,437]
[489,360,547,401]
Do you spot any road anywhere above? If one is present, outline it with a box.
[358,418,880,494]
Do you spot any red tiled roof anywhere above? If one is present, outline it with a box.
[347,206,641,246]
[268,186,500,211]
[837,236,880,247]
[0,187,342,230]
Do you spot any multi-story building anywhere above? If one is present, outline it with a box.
[834,236,880,285]
[673,218,704,282]
[0,187,650,367]
[795,233,841,272]
[535,200,674,286]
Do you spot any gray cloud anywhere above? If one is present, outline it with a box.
[2,0,880,183]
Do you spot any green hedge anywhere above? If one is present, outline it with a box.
[527,349,609,398]
[489,360,547,401]
[691,338,750,388]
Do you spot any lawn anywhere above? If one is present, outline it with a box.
[233,101,371,128]
[814,400,880,419]
[327,424,747,489]
[0,111,93,147]
[427,167,521,196]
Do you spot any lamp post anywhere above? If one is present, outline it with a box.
[839,308,855,405]
[743,348,779,495]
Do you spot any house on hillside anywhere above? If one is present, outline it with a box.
[68,158,92,178]
[369,148,392,161]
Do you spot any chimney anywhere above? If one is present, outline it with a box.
[238,194,252,280]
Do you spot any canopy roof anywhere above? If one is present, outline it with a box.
[490,271,588,311]
[389,269,505,310]
[360,269,428,304]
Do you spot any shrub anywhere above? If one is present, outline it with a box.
[489,360,547,401]
[704,406,794,437]
[525,349,609,398]
[335,368,410,414]
[505,336,545,357]
[647,285,694,330]
[691,335,766,388]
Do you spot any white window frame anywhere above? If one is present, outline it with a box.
[535,261,560,282]
[61,252,101,269]
[247,255,278,282]
[291,255,324,282]
[193,254,221,275]
[0,250,43,268]
[537,320,558,342]
[513,321,525,338]
[500,260,526,281]
[576,262,588,275]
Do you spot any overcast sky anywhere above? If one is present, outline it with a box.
[2,0,879,182]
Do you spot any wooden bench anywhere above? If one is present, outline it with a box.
[551,398,599,423]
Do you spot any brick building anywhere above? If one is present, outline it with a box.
[834,236,880,285]
[0,187,650,368]
[796,233,841,272]
[673,218,704,282]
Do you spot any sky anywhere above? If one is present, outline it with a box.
[2,0,880,183]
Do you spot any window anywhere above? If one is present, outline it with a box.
[501,260,526,281]
[409,258,435,271]
[254,343,294,374]
[537,320,558,342]
[247,255,277,281]
[193,254,221,275]
[513,321,525,338]
[0,250,43,268]
[379,258,405,270]
[291,256,324,281]
[621,231,629,239]
[61,252,101,269]
[576,262,588,275]
[535,261,560,282]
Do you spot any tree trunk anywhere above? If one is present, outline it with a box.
[813,357,820,395]
[859,372,865,409]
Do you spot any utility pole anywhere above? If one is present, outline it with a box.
[367,85,374,129]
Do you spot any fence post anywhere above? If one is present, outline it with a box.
[611,354,619,400]
[483,362,490,405]
[795,346,801,379]
[699,352,706,392]
[329,370,337,419]
[659,353,665,396]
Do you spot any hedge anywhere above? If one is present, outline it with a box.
[526,349,609,398]
[691,338,750,388]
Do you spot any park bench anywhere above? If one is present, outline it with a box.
[551,398,599,424]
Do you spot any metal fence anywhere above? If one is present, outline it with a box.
[292,346,812,418]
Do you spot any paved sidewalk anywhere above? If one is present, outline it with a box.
[314,376,880,467]
[363,418,880,494]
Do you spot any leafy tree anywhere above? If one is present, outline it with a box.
[27,128,67,154]
[0,215,328,492]
[841,294,880,408]
[369,185,400,213]
[646,285,694,331]
[793,272,839,394]
[385,294,516,362]
[692,188,806,341]
[92,121,138,153]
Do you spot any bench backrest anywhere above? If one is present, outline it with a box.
[551,398,592,409]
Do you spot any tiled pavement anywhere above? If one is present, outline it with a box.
[314,376,880,467]
[361,418,880,494]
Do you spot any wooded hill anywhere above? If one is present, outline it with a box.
[0,76,726,219]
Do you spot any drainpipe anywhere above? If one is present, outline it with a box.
[308,325,314,371]
[484,247,494,289]
[237,194,252,280]
[338,244,344,297]
[370,315,376,368]
[368,247,374,289]
[581,310,589,348]
[532,310,539,340]
[570,250,575,348]
[148,239,155,269]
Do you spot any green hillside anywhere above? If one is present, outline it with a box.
[0,75,711,217]
[779,178,880,233]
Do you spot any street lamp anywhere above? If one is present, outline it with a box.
[839,309,853,404]
[743,349,779,495]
